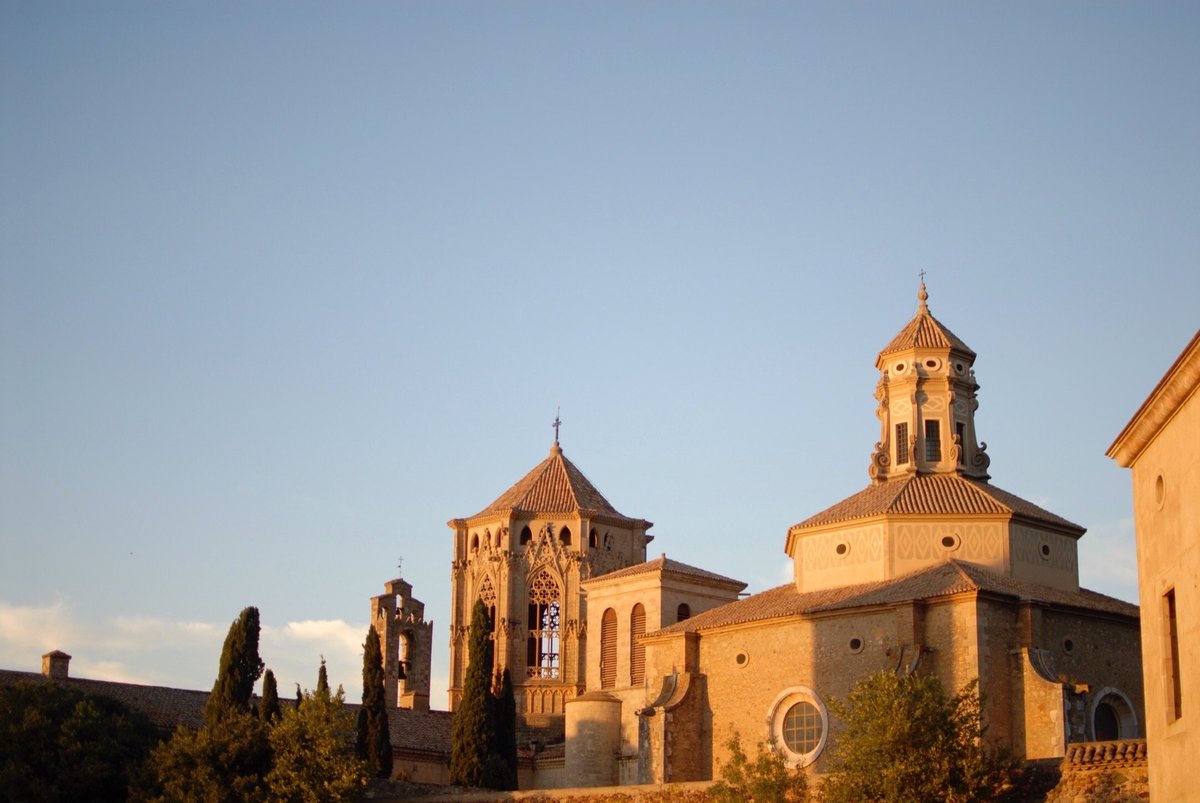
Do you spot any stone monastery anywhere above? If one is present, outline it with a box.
[366,282,1144,788]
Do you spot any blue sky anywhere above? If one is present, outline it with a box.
[2,2,1197,704]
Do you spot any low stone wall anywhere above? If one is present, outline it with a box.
[369,780,712,802]
[1043,740,1148,803]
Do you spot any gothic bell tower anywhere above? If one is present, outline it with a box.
[868,281,991,483]
[447,426,652,722]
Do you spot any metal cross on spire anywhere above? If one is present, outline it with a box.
[397,556,404,578]
[552,407,562,445]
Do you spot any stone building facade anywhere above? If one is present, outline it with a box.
[554,283,1143,786]
[1108,327,1199,803]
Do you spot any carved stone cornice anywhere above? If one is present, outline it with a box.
[1108,329,1200,466]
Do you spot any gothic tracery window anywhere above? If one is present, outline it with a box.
[477,575,497,633]
[526,570,561,679]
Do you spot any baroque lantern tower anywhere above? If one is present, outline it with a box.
[786,282,1087,595]
[448,430,652,721]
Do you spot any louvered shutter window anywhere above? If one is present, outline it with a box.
[630,603,646,685]
[600,608,617,689]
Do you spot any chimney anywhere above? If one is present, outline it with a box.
[42,650,71,680]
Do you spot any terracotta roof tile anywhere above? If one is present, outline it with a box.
[587,555,746,590]
[878,286,975,360]
[0,670,208,731]
[791,474,1084,534]
[647,560,1136,637]
[469,445,637,522]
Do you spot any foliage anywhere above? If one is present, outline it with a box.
[260,669,282,723]
[266,670,366,803]
[821,671,1020,803]
[708,730,808,803]
[493,668,519,791]
[0,680,160,803]
[449,599,498,787]
[356,626,393,778]
[140,711,270,803]
[205,607,265,725]
[142,606,271,802]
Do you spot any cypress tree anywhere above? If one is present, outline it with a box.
[260,669,281,723]
[449,599,497,787]
[315,657,331,702]
[357,626,393,778]
[496,668,519,790]
[204,606,265,725]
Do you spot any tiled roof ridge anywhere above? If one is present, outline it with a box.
[0,669,209,696]
[586,554,746,588]
[470,445,629,520]
[1063,739,1147,768]
[646,558,1136,637]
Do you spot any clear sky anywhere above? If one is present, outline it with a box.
[2,2,1197,705]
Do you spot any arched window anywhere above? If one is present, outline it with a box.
[559,526,572,546]
[471,533,479,551]
[398,631,412,681]
[1094,702,1119,741]
[519,526,533,545]
[526,570,561,679]
[600,608,617,689]
[676,603,691,623]
[630,603,646,685]
[1090,688,1138,741]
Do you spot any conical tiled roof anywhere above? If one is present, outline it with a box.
[877,282,975,361]
[469,444,632,521]
[789,473,1084,534]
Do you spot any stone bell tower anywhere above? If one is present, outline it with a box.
[447,424,652,722]
[868,280,991,483]
[371,577,433,711]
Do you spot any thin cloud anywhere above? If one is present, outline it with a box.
[0,598,371,699]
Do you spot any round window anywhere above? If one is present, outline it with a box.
[848,637,864,654]
[940,533,961,551]
[835,542,850,556]
[1040,543,1052,560]
[782,702,822,755]
[768,687,829,767]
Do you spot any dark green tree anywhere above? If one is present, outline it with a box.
[0,680,159,802]
[259,669,281,724]
[204,607,265,725]
[449,599,498,787]
[821,671,1020,803]
[709,731,808,803]
[316,657,330,701]
[494,669,518,791]
[356,626,393,778]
